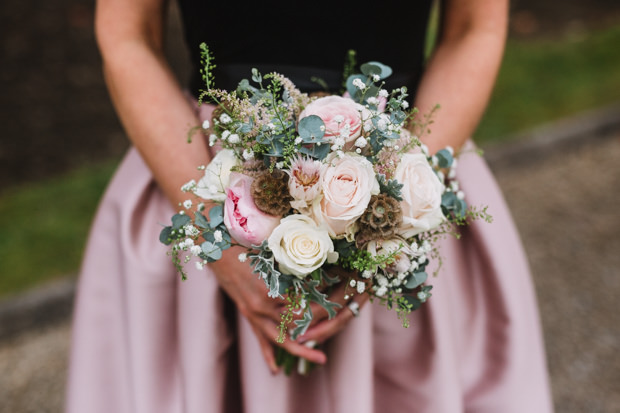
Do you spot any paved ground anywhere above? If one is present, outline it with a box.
[1,125,619,412]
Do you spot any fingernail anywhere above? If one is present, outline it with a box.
[270,364,281,375]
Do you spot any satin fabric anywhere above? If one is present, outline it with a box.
[65,104,553,412]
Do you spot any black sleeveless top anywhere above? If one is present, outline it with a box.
[176,0,434,98]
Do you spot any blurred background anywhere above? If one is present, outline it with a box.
[1,0,619,411]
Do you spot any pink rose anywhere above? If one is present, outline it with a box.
[299,96,370,146]
[312,153,379,239]
[223,173,281,248]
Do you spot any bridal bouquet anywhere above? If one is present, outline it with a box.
[160,44,489,354]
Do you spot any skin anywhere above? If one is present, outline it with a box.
[94,0,508,374]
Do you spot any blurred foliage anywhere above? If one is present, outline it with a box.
[0,161,118,297]
[476,24,620,142]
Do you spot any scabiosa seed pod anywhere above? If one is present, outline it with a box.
[250,169,293,216]
[356,194,403,245]
[241,159,266,178]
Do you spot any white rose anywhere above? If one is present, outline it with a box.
[312,152,379,239]
[268,215,338,278]
[194,149,240,202]
[394,153,445,238]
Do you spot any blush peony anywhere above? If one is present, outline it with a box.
[223,173,281,248]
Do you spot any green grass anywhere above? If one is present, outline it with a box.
[476,24,620,143]
[0,161,119,298]
[1,24,619,298]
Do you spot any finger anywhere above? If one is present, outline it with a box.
[251,316,328,366]
[250,324,280,374]
[307,281,350,324]
[299,294,370,344]
[307,276,369,324]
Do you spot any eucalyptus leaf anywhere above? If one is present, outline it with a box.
[405,271,428,289]
[194,211,209,229]
[236,79,258,95]
[159,226,173,245]
[238,120,254,134]
[361,61,393,79]
[298,115,325,142]
[345,74,366,102]
[402,294,423,312]
[171,213,191,230]
[201,241,222,259]
[263,138,285,157]
[435,149,454,168]
[454,199,467,218]
[442,192,457,209]
[390,110,407,124]
[360,63,382,77]
[208,205,224,228]
[299,142,330,160]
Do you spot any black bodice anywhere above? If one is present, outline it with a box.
[176,0,434,97]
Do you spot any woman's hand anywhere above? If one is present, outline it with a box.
[289,266,370,345]
[209,246,330,374]
[298,279,370,345]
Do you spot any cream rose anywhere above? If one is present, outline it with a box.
[312,153,379,239]
[394,153,445,238]
[194,149,240,202]
[299,96,370,146]
[267,215,338,278]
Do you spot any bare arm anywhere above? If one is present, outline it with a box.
[95,0,328,373]
[414,0,509,154]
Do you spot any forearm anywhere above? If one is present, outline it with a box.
[96,0,209,209]
[102,45,209,208]
[414,0,508,154]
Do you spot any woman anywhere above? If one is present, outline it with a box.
[66,0,554,411]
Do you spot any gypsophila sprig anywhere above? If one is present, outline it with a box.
[158,45,493,375]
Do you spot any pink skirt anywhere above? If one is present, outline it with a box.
[65,105,553,412]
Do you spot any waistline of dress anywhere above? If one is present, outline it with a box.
[188,63,421,100]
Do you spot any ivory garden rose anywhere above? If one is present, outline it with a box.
[394,153,446,238]
[312,152,380,239]
[223,173,280,248]
[267,215,338,278]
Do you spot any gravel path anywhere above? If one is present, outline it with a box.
[1,131,619,413]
